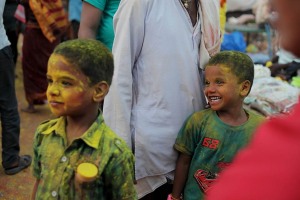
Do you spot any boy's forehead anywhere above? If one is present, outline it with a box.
[205,65,238,80]
[47,54,93,85]
[48,54,81,75]
[48,54,67,67]
[206,64,231,72]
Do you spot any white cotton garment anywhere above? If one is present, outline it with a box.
[103,0,220,198]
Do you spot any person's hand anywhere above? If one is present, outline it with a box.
[167,194,182,200]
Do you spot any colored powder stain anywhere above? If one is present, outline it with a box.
[69,40,110,59]
[54,39,113,86]
[49,55,78,75]
[220,65,231,73]
[77,80,85,90]
[48,56,90,90]
[48,54,59,67]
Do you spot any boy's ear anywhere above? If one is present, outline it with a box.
[93,81,109,102]
[240,80,251,97]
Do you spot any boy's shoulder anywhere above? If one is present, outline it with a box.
[36,117,61,133]
[246,109,266,122]
[101,122,132,153]
[182,108,215,128]
[190,108,215,120]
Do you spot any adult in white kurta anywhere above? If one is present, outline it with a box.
[103,0,220,198]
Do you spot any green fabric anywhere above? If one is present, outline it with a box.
[32,114,137,200]
[174,109,265,200]
[84,0,120,51]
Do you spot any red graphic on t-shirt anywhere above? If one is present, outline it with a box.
[194,162,231,193]
[194,169,216,193]
[202,137,220,149]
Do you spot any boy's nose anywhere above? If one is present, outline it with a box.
[47,85,60,96]
[205,85,216,93]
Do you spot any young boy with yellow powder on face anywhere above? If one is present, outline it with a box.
[169,51,265,200]
[31,39,137,200]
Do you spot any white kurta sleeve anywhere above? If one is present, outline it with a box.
[103,0,146,148]
[199,0,221,56]
[198,0,222,69]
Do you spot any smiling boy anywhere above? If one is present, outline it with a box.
[169,51,265,200]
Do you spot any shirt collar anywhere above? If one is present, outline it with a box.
[41,114,105,149]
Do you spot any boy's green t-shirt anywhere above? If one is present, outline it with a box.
[84,0,120,51]
[174,108,265,200]
[32,114,137,200]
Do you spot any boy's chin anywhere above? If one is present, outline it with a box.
[209,106,220,111]
[52,114,63,118]
[50,111,65,118]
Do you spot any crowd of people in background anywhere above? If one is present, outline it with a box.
[1,0,300,199]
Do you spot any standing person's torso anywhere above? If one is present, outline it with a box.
[111,0,205,179]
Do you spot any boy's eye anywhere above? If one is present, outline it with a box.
[61,81,73,86]
[204,81,210,86]
[47,78,53,84]
[216,80,224,85]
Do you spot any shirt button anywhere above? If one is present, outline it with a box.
[51,190,57,197]
[61,156,67,162]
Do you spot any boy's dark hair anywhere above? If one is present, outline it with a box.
[205,51,254,86]
[53,39,114,85]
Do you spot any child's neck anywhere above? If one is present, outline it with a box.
[65,111,99,145]
[66,123,89,144]
[216,109,248,126]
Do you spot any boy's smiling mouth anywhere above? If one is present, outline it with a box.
[209,96,221,102]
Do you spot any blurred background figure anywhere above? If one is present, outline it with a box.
[78,0,120,51]
[0,0,32,176]
[3,0,23,67]
[226,0,257,18]
[220,0,227,37]
[266,8,300,83]
[68,0,82,38]
[269,48,300,82]
[21,0,68,113]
